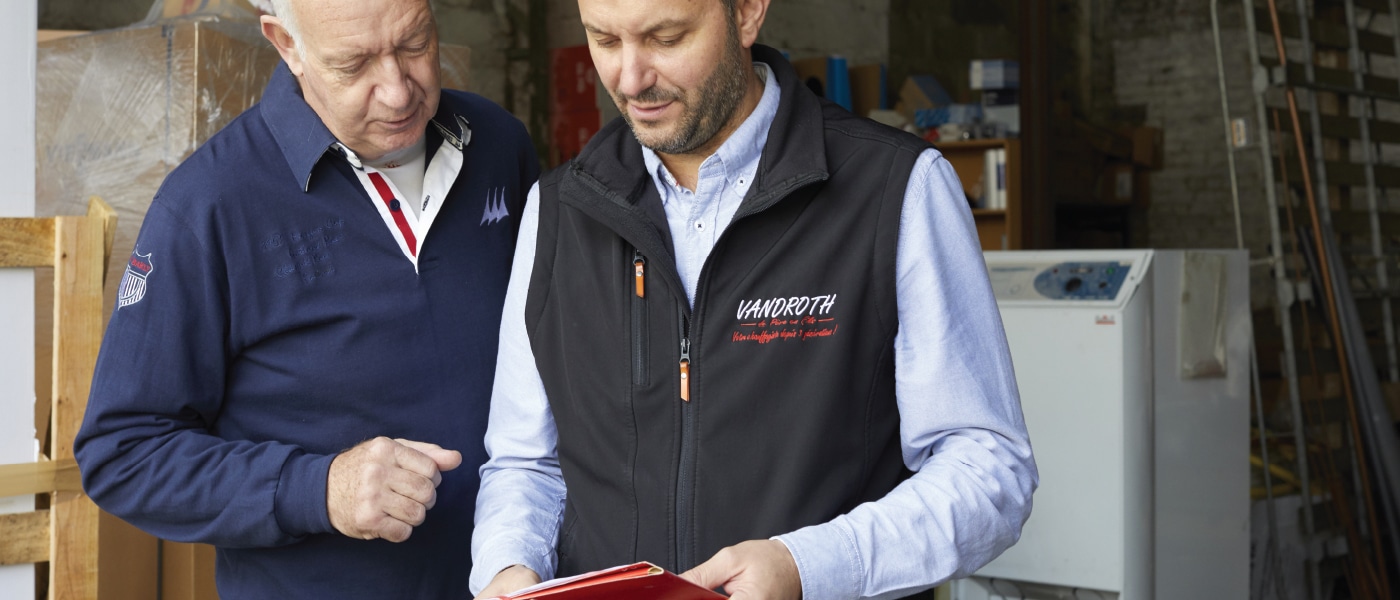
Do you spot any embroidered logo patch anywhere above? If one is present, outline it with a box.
[117,250,154,309]
[731,293,841,344]
[480,187,509,226]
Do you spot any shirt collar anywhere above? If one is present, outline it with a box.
[260,62,339,192]
[642,62,780,197]
[259,61,473,192]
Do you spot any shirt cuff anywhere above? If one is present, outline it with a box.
[470,538,556,595]
[273,451,336,537]
[775,522,863,600]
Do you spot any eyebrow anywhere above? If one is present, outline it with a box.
[583,18,689,36]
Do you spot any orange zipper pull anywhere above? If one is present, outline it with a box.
[679,337,691,402]
[633,251,646,298]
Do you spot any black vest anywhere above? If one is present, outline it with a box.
[526,45,934,587]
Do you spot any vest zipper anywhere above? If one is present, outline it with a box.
[631,249,648,385]
[676,310,696,570]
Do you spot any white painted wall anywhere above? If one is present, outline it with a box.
[0,1,38,597]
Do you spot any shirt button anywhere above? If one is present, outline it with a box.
[695,221,705,231]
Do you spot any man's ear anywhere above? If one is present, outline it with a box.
[734,0,770,49]
[261,15,305,76]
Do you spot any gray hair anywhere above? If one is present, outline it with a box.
[256,0,305,57]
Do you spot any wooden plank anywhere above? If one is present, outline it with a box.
[1282,62,1400,102]
[0,510,49,566]
[1282,114,1400,145]
[99,514,158,600]
[50,214,106,600]
[1330,210,1400,236]
[0,458,80,497]
[162,541,219,600]
[0,217,55,267]
[1256,7,1399,56]
[86,197,117,282]
[36,30,85,44]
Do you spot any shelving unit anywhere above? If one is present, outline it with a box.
[939,138,1023,250]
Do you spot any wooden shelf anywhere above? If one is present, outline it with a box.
[939,138,1023,250]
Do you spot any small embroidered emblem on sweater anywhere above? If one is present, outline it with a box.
[117,251,155,309]
[481,187,509,226]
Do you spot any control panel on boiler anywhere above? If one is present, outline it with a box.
[1034,262,1130,300]
[988,260,1135,302]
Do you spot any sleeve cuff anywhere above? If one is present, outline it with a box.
[470,538,556,595]
[775,522,863,600]
[273,451,337,537]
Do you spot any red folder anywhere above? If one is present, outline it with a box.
[499,562,725,600]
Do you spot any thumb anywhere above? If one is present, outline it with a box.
[395,439,464,472]
[680,553,731,594]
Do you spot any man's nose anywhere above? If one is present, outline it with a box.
[615,45,656,100]
[375,55,414,111]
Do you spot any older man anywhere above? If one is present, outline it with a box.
[470,0,1036,598]
[73,0,537,596]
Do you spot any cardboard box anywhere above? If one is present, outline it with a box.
[895,75,952,123]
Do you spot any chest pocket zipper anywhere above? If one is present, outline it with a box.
[631,249,648,386]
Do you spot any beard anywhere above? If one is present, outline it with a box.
[614,22,750,155]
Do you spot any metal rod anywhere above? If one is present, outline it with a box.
[1241,1,1320,595]
[1215,5,1284,597]
[1267,0,1390,595]
[1214,0,1246,250]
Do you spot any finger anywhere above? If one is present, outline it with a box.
[376,516,414,543]
[387,470,439,508]
[391,440,444,484]
[397,438,463,472]
[380,489,429,527]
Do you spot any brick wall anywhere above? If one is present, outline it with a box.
[1107,0,1274,306]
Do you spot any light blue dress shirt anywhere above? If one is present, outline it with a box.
[471,64,1038,600]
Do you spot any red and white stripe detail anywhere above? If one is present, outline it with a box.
[367,172,417,256]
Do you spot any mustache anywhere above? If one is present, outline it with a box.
[619,86,682,105]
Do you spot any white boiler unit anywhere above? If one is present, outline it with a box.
[953,250,1250,600]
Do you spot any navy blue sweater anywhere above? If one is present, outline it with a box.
[74,63,538,598]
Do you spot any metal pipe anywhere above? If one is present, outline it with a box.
[1242,1,1321,596]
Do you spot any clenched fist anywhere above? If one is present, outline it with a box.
[327,437,462,542]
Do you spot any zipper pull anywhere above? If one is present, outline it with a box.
[633,250,646,298]
[679,337,691,402]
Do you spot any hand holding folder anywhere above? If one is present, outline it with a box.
[495,562,725,600]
